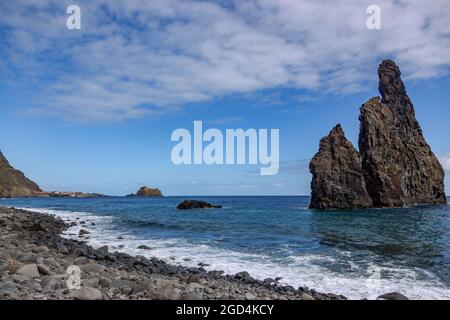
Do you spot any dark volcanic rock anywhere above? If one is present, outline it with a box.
[0,150,43,198]
[310,60,446,209]
[177,200,222,210]
[309,125,373,209]
[359,60,446,207]
[137,245,152,250]
[127,186,163,197]
[377,292,409,300]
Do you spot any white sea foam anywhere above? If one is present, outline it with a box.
[16,206,450,300]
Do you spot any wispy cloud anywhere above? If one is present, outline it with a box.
[2,0,450,122]
[438,155,450,172]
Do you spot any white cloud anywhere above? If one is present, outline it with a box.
[2,0,450,122]
[439,155,450,195]
[438,155,450,172]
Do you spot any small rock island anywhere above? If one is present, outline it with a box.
[127,186,163,197]
[310,60,447,209]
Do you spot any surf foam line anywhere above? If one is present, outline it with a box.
[15,206,450,300]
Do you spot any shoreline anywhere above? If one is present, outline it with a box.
[0,206,347,300]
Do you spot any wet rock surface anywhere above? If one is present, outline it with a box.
[377,292,409,300]
[177,200,222,210]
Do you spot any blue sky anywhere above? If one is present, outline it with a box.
[1,0,450,196]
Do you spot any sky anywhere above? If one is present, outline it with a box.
[1,0,450,196]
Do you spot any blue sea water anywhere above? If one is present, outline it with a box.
[1,196,450,299]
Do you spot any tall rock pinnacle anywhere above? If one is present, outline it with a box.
[309,125,373,209]
[310,60,446,209]
[359,60,446,207]
[378,60,412,115]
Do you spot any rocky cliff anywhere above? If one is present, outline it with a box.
[0,150,42,198]
[310,125,373,209]
[310,60,446,209]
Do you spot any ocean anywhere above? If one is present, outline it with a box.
[1,196,450,300]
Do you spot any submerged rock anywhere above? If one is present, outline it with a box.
[78,229,90,236]
[177,200,222,210]
[310,60,446,209]
[377,292,409,300]
[309,125,373,209]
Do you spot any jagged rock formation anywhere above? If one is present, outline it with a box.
[127,186,163,197]
[309,125,373,209]
[310,60,446,209]
[359,60,446,207]
[0,150,42,198]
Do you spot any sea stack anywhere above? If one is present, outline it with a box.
[359,60,446,207]
[309,125,373,209]
[0,150,42,198]
[127,186,163,197]
[310,60,446,209]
